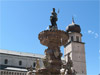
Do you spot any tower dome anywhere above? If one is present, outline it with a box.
[66,17,81,33]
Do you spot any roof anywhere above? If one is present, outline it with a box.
[5,67,36,72]
[5,67,28,72]
[0,49,44,58]
[0,49,65,60]
[66,17,81,33]
[66,23,81,33]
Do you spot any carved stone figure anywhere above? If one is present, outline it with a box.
[44,47,62,63]
[36,59,41,70]
[26,71,33,75]
[26,66,33,75]
[72,69,77,75]
[61,53,77,75]
[66,53,73,70]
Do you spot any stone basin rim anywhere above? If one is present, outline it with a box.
[38,30,69,46]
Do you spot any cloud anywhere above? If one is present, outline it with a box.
[46,26,49,30]
[88,30,94,34]
[99,50,100,54]
[95,33,99,38]
[88,30,92,33]
[87,30,99,38]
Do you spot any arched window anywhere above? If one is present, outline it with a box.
[9,72,11,74]
[4,59,8,64]
[71,36,74,41]
[76,36,79,42]
[19,61,22,66]
[15,73,16,75]
[20,73,21,75]
[4,72,5,74]
[6,72,8,75]
[22,73,24,75]
[17,73,19,75]
[1,71,3,75]
[33,62,36,67]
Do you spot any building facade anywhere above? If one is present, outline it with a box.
[64,18,87,75]
[0,49,44,75]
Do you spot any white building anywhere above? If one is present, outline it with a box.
[0,49,44,75]
[0,49,65,75]
[64,18,87,75]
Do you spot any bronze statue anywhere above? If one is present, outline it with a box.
[50,8,58,26]
[49,8,58,30]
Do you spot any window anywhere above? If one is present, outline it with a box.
[9,72,11,74]
[20,73,21,75]
[15,73,16,75]
[19,61,22,65]
[33,62,36,67]
[76,36,79,42]
[4,59,8,64]
[71,36,74,41]
[17,73,19,75]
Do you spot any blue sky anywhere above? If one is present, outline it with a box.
[0,0,99,75]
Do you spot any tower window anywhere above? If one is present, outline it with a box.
[4,59,8,64]
[19,61,22,65]
[71,36,74,41]
[76,36,79,42]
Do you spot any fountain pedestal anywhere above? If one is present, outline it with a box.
[36,30,68,75]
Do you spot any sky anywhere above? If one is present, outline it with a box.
[0,0,99,75]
